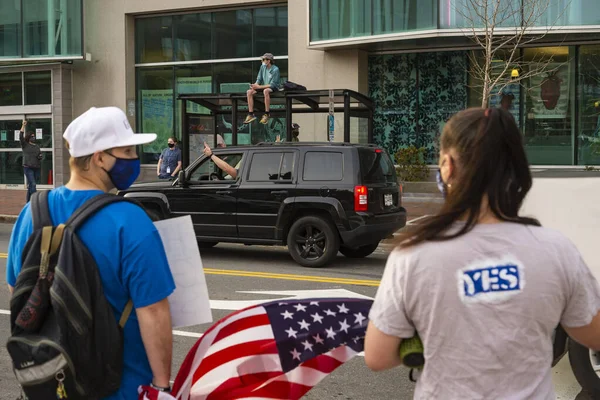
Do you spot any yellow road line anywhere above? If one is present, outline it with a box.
[203,268,380,287]
[0,252,379,286]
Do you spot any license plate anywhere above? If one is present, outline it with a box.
[384,194,393,207]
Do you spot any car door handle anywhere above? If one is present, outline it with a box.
[216,190,233,195]
[271,190,288,195]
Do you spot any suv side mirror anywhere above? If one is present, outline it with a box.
[177,170,186,186]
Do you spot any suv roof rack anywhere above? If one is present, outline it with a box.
[255,142,379,147]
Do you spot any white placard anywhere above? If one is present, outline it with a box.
[154,215,213,328]
[14,130,20,141]
[35,128,43,139]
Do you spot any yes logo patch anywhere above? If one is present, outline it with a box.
[458,259,525,303]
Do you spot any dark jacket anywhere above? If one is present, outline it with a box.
[19,131,41,168]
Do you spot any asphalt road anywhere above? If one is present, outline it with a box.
[0,223,591,399]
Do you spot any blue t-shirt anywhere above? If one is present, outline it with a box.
[6,186,176,400]
[159,148,182,175]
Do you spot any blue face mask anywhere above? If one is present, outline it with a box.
[436,169,447,199]
[103,153,140,190]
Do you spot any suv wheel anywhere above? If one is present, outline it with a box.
[287,216,340,268]
[339,242,380,258]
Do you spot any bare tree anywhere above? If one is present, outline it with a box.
[455,0,571,107]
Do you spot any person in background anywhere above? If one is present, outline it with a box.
[217,134,226,148]
[364,107,600,399]
[244,53,281,126]
[157,137,182,180]
[7,107,175,398]
[19,120,42,202]
[500,91,515,111]
[276,123,300,143]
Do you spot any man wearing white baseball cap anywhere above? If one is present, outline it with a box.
[6,106,176,399]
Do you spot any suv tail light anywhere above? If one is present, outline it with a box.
[354,185,368,212]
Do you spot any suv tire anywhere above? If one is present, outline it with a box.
[340,242,380,258]
[569,339,600,393]
[287,216,340,268]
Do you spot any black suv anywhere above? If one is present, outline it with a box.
[118,142,406,267]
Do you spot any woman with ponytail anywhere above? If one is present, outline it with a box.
[364,107,600,399]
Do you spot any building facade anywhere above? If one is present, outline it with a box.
[1,0,600,192]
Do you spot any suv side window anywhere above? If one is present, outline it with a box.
[247,152,295,182]
[188,153,244,183]
[303,151,343,181]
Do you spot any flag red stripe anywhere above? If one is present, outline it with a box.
[192,340,279,383]
[206,371,283,400]
[173,307,268,396]
[212,313,270,344]
[171,336,202,395]
[298,354,344,374]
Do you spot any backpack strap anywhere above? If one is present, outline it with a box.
[119,300,134,328]
[64,193,138,231]
[64,194,140,328]
[31,190,53,230]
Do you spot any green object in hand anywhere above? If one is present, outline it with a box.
[399,334,424,369]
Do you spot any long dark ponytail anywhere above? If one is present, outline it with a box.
[400,107,540,248]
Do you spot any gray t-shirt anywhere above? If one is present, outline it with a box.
[369,222,600,400]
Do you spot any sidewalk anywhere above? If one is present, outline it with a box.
[0,189,442,224]
[0,190,26,222]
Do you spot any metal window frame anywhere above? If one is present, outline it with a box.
[7,0,84,60]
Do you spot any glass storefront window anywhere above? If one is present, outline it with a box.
[0,120,24,149]
[523,46,575,165]
[0,73,23,106]
[26,118,52,148]
[440,0,521,28]
[537,0,600,26]
[213,10,253,59]
[0,151,24,184]
[0,0,21,58]
[254,7,288,57]
[174,13,212,62]
[578,45,600,166]
[175,65,213,151]
[136,16,174,63]
[24,71,51,105]
[310,0,436,41]
[36,151,53,184]
[214,62,253,94]
[22,0,83,57]
[0,117,52,185]
[137,68,174,164]
[136,7,289,64]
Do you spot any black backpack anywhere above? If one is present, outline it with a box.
[7,191,139,399]
[283,80,307,91]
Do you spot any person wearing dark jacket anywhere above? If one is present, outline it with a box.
[19,120,42,202]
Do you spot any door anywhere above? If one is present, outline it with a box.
[168,151,245,239]
[237,150,298,240]
[0,115,53,188]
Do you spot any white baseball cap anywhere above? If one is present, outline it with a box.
[63,106,157,157]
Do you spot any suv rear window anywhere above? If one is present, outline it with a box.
[303,152,343,181]
[358,148,396,184]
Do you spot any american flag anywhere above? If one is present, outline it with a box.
[172,298,373,399]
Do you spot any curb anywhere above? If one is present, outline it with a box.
[0,215,18,224]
